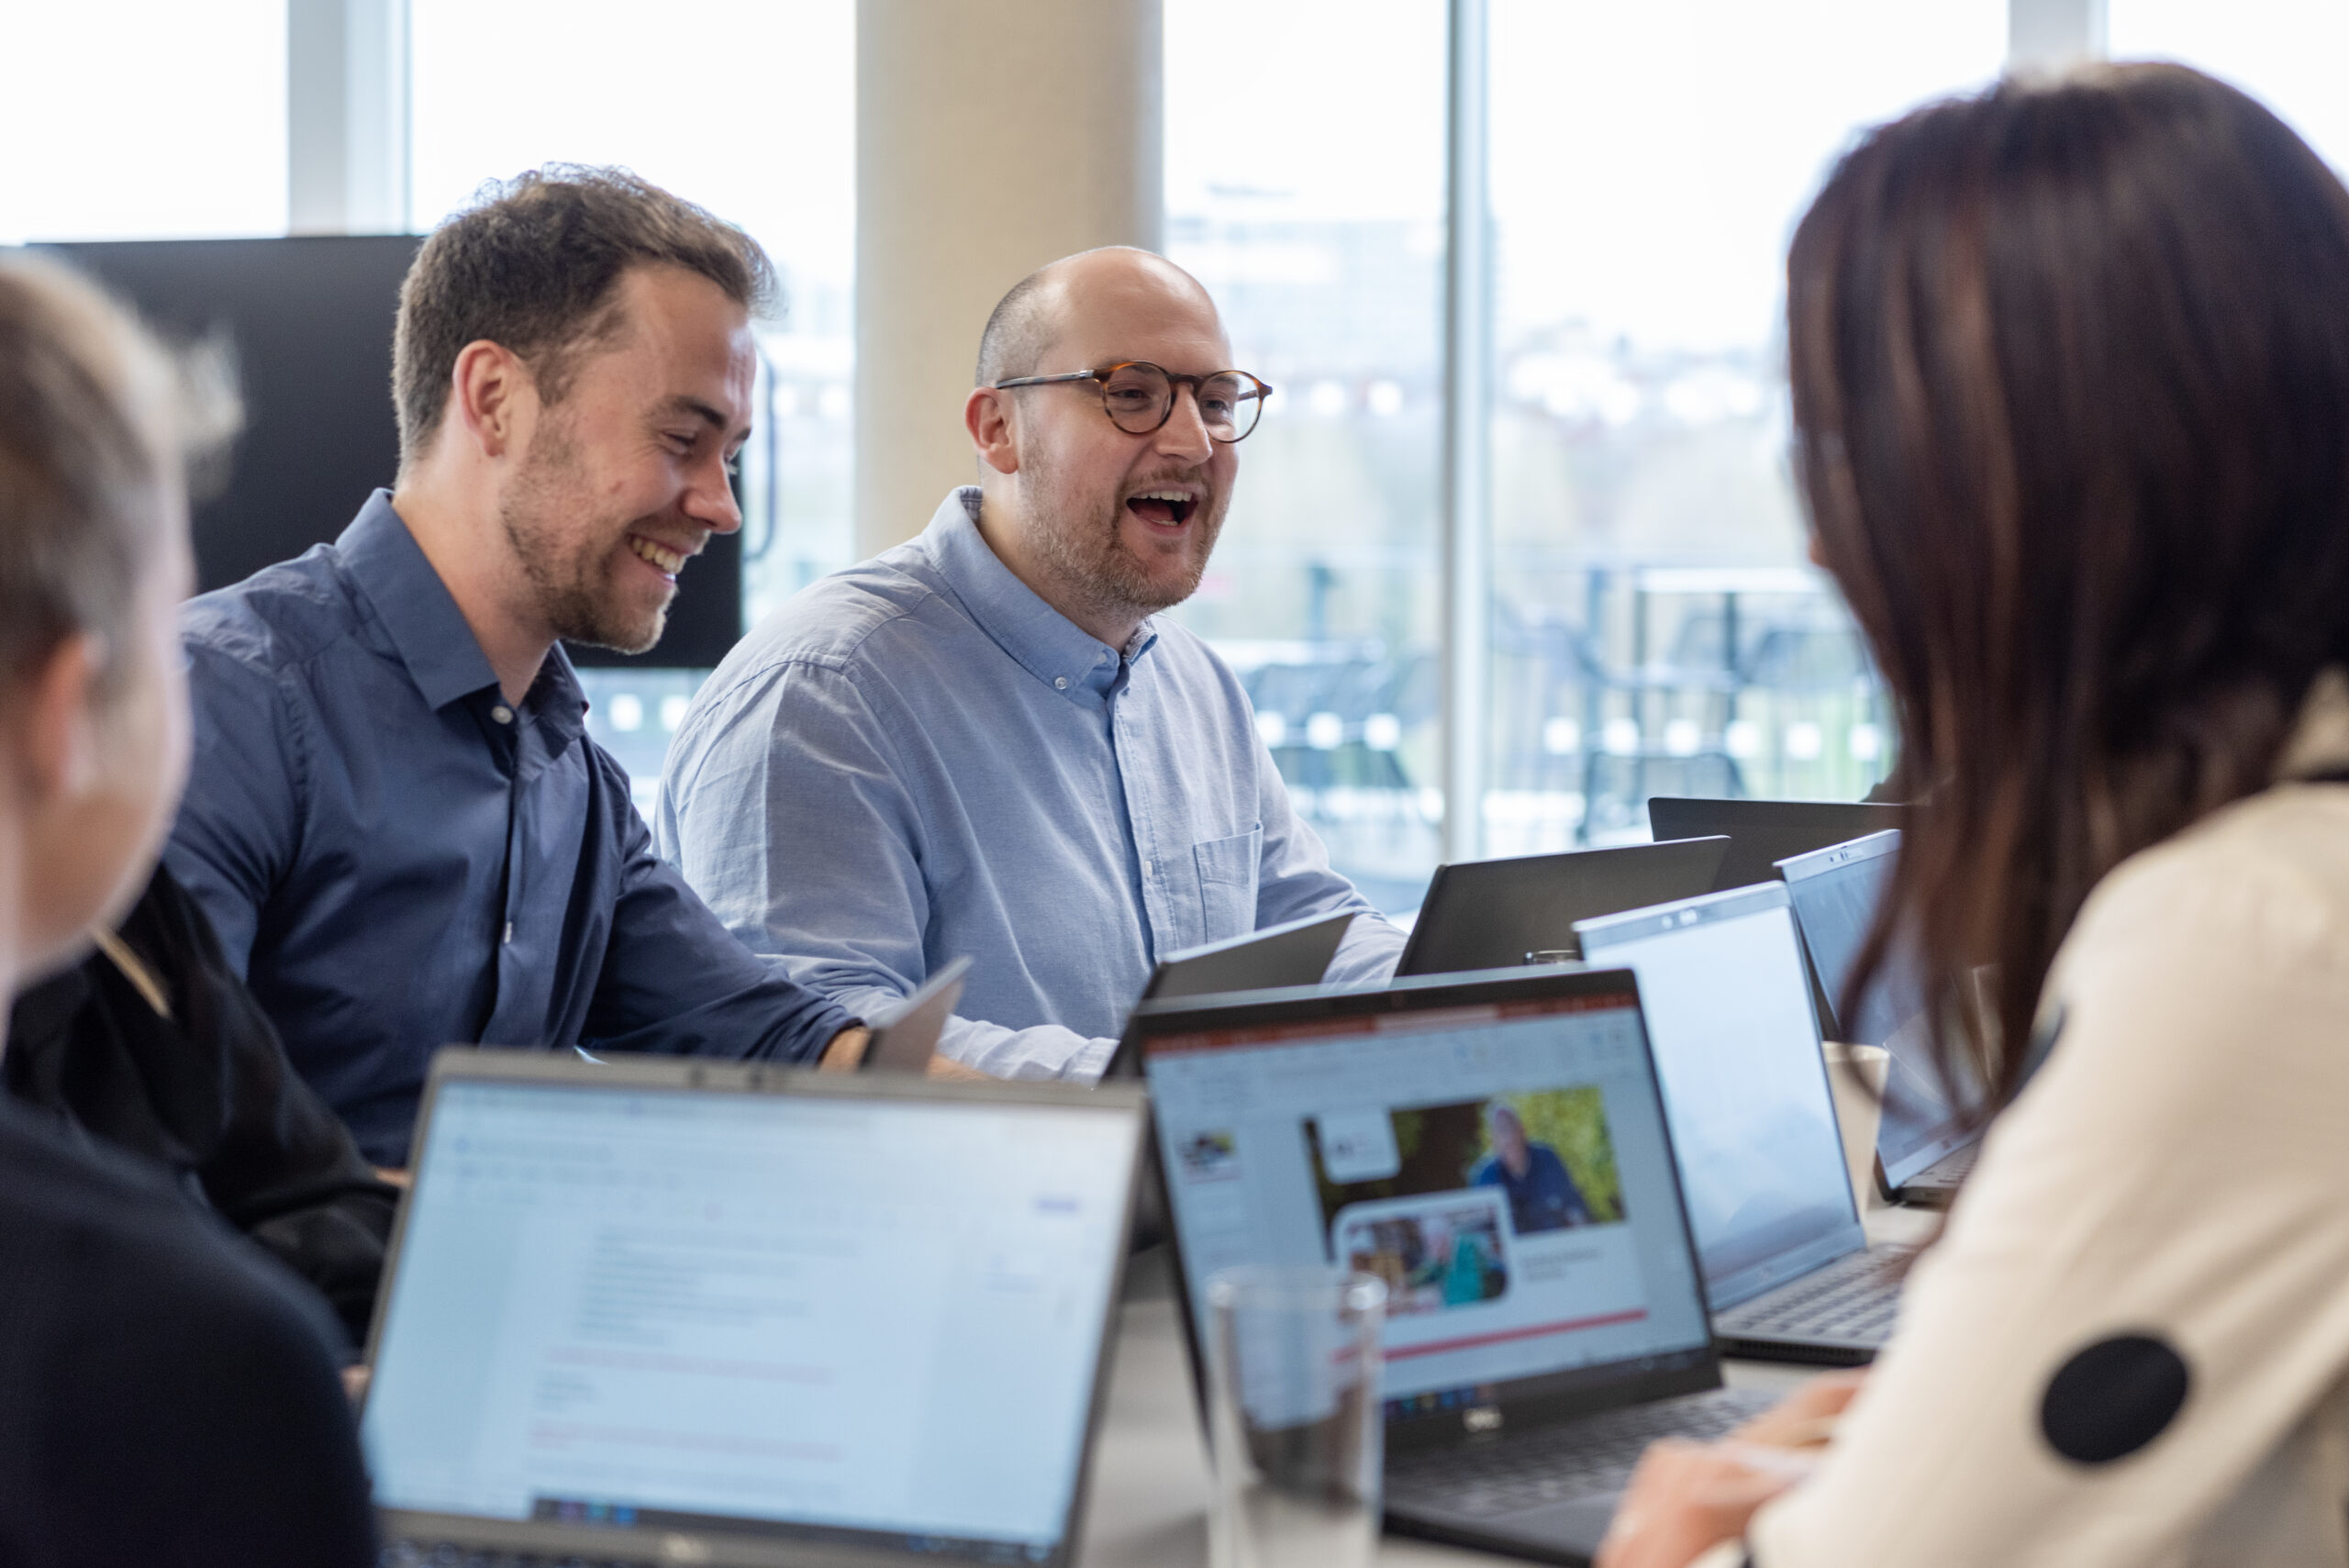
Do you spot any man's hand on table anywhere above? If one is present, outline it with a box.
[1594,1371,1867,1568]
[818,1025,874,1070]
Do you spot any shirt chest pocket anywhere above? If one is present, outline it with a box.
[1190,827,1264,944]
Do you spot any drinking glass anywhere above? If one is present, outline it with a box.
[1204,1265,1387,1568]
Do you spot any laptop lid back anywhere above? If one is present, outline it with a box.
[1776,832,1978,1187]
[1100,912,1359,1081]
[1395,837,1731,975]
[1143,910,1356,1002]
[1645,797,1908,894]
[862,955,974,1072]
[362,1051,1146,1568]
[1135,968,1720,1454]
[1574,884,1864,1309]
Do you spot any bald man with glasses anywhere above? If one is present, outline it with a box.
[657,247,1405,1079]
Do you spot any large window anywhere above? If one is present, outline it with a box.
[31,2,2321,896]
[408,0,856,802]
[1484,1,2006,852]
[1163,0,1450,914]
[0,0,285,244]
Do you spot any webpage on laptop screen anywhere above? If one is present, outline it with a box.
[1147,994,1711,1414]
[362,1083,1132,1560]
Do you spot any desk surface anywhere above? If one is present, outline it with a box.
[1077,1206,1940,1566]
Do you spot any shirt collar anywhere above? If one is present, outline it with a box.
[920,487,1160,701]
[335,491,589,749]
[338,491,503,711]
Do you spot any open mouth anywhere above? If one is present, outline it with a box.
[1125,489,1198,528]
[627,535,689,581]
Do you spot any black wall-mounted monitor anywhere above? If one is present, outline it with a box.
[35,235,741,669]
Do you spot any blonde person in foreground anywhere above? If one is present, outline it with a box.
[0,259,373,1562]
[1600,64,2349,1568]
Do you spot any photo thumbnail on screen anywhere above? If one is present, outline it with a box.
[1306,1088,1626,1316]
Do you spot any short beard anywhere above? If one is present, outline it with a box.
[1023,447,1226,638]
[498,418,666,655]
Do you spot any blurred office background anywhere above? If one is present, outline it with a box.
[5,0,2334,917]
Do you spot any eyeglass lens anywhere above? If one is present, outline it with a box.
[1101,364,1264,441]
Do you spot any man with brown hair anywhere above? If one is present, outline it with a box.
[0,252,374,1565]
[166,168,865,1167]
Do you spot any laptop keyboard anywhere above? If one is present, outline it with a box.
[1386,1386,1777,1518]
[383,1545,652,1568]
[1715,1245,1911,1342]
[1914,1142,1979,1188]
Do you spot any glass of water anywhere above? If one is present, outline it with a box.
[1204,1265,1388,1568]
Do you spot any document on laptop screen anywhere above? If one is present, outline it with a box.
[1146,992,1712,1415]
[362,1084,1134,1558]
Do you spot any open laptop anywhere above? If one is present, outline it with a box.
[1575,884,1909,1364]
[1144,910,1355,1001]
[1134,967,1775,1564]
[861,954,974,1072]
[1776,832,1981,1206]
[361,1049,1149,1568]
[1099,911,1357,1081]
[1395,838,1731,976]
[1645,796,1908,893]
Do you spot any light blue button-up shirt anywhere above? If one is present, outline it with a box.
[657,488,1405,1079]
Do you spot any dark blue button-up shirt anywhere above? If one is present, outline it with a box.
[165,492,854,1164]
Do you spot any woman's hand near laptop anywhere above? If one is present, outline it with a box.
[1596,1372,1867,1568]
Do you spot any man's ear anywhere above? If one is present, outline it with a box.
[448,339,533,462]
[966,386,1020,476]
[5,633,103,806]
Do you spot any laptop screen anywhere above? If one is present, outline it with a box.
[1574,884,1864,1309]
[362,1076,1139,1563]
[1776,832,1976,1186]
[1141,976,1714,1426]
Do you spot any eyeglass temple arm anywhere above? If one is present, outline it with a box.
[990,372,1103,390]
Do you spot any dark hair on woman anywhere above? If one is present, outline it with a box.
[1788,63,2349,1117]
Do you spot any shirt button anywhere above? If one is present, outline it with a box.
[491,705,515,725]
[503,920,515,944]
[1053,676,1069,690]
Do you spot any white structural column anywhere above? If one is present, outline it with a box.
[1441,0,1492,867]
[2009,0,2109,74]
[855,0,1164,557]
[287,0,410,234]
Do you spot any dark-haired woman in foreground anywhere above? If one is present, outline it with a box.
[1602,63,2349,1568]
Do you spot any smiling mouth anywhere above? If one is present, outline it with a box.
[628,535,689,579]
[1125,489,1198,527]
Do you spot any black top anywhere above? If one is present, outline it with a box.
[0,1095,375,1565]
[6,863,396,1341]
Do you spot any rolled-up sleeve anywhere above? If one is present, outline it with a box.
[658,661,1107,1080]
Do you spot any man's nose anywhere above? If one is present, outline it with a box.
[1154,384,1216,464]
[686,448,744,535]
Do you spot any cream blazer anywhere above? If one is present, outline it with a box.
[1744,678,2349,1566]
